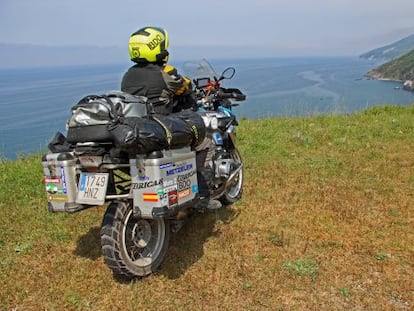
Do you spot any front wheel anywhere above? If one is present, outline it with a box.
[220,148,244,205]
[100,201,170,279]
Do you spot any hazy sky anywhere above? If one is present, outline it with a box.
[1,0,414,56]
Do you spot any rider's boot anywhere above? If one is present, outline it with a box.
[196,167,222,210]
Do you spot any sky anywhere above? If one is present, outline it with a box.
[1,0,414,58]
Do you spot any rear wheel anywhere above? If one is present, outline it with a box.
[100,201,170,279]
[220,148,244,205]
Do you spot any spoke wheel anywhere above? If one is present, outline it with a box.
[101,201,170,279]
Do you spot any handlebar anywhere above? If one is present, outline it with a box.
[216,89,246,101]
[196,88,245,110]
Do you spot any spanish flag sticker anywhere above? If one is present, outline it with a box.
[143,193,158,202]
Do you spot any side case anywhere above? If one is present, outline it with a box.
[131,147,198,219]
[42,152,82,212]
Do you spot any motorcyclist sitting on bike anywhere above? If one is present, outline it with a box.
[121,26,194,114]
[121,26,221,210]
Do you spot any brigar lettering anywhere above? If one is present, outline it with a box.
[132,179,163,189]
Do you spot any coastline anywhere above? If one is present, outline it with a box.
[2,57,414,160]
[365,71,414,91]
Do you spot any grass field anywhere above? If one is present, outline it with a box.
[1,105,413,310]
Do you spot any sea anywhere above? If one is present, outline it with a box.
[1,56,413,159]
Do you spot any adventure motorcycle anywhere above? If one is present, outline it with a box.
[42,59,246,279]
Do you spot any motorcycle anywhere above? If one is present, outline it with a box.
[42,59,246,279]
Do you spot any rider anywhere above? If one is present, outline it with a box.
[121,26,194,114]
[121,26,221,210]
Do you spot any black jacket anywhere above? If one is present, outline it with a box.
[121,62,193,114]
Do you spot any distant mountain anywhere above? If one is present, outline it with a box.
[367,49,414,90]
[367,49,414,80]
[360,34,414,62]
[0,43,266,68]
[0,43,128,68]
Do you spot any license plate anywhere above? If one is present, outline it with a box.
[76,173,109,205]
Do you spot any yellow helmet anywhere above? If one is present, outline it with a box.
[128,27,169,63]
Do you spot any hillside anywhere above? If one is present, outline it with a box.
[0,43,280,68]
[0,43,128,68]
[360,34,414,62]
[367,49,414,90]
[1,105,414,310]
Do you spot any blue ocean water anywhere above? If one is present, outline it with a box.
[0,57,413,159]
[225,57,414,118]
[0,64,125,159]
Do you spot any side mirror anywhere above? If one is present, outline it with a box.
[219,67,236,81]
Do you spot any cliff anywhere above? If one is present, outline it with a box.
[367,49,414,91]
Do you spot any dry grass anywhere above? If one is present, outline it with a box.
[1,105,413,310]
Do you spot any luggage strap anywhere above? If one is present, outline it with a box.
[151,116,173,148]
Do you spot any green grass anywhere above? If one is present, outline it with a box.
[1,105,414,310]
[282,257,319,281]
